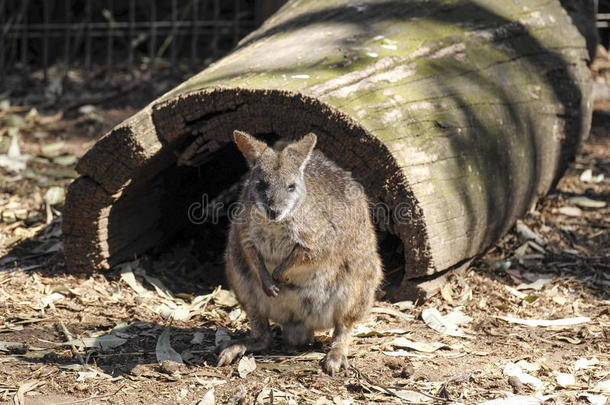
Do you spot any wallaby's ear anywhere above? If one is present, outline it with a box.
[283,133,317,170]
[233,130,268,166]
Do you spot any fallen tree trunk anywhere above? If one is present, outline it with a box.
[63,0,592,296]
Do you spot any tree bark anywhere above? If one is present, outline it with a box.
[63,0,592,293]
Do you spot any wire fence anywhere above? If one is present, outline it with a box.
[0,0,260,87]
[2,0,606,89]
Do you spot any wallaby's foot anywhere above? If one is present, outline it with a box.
[217,316,271,366]
[321,323,352,376]
[321,349,349,376]
[282,321,313,347]
[217,342,247,366]
[216,335,271,366]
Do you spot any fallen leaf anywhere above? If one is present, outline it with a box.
[0,341,27,352]
[78,104,97,115]
[515,360,541,373]
[394,390,432,402]
[4,113,25,127]
[556,373,577,388]
[574,357,599,371]
[44,186,65,206]
[119,264,152,297]
[13,380,42,405]
[421,307,471,337]
[213,289,238,307]
[40,141,65,157]
[440,283,454,303]
[141,273,174,300]
[156,327,183,364]
[568,196,606,209]
[352,325,408,337]
[196,388,215,405]
[580,169,605,183]
[390,337,452,353]
[393,300,414,310]
[194,376,226,388]
[293,352,325,361]
[503,362,545,390]
[382,349,432,358]
[371,306,414,321]
[171,306,191,321]
[76,370,98,382]
[65,334,127,350]
[579,393,607,405]
[20,349,56,359]
[556,335,581,344]
[515,221,546,246]
[52,154,77,166]
[255,388,296,405]
[477,393,554,404]
[496,315,590,327]
[557,206,582,217]
[238,355,256,378]
[60,364,83,371]
[593,380,610,395]
[515,278,553,291]
[261,363,318,373]
[0,133,30,171]
[41,292,65,309]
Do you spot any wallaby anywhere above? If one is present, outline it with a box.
[217,130,383,376]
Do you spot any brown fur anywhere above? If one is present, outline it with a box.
[217,130,383,376]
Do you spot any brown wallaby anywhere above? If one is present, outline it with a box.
[217,130,382,376]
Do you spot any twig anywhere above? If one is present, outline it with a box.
[371,306,414,322]
[352,366,457,403]
[58,320,84,365]
[50,385,125,405]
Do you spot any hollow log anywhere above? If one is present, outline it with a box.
[63,0,592,295]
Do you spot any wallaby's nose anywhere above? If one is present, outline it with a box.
[267,208,279,220]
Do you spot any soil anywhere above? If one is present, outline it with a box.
[0,61,608,405]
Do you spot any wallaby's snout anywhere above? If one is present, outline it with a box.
[255,180,301,222]
[266,207,280,221]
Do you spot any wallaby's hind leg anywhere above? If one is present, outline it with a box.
[321,322,352,376]
[217,311,271,366]
[282,321,313,347]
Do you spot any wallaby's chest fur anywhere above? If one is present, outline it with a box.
[246,212,299,269]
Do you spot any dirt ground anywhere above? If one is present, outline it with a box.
[0,60,609,405]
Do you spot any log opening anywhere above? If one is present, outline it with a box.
[64,88,426,287]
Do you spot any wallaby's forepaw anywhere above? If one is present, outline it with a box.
[217,343,247,367]
[321,350,349,376]
[262,281,279,297]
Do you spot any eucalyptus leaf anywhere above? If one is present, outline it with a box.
[390,337,451,353]
[155,327,183,364]
[4,113,25,127]
[40,141,65,157]
[65,335,127,350]
[52,154,77,166]
[237,355,256,378]
[44,186,65,206]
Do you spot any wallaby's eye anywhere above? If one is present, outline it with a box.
[287,183,297,192]
[256,180,268,191]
